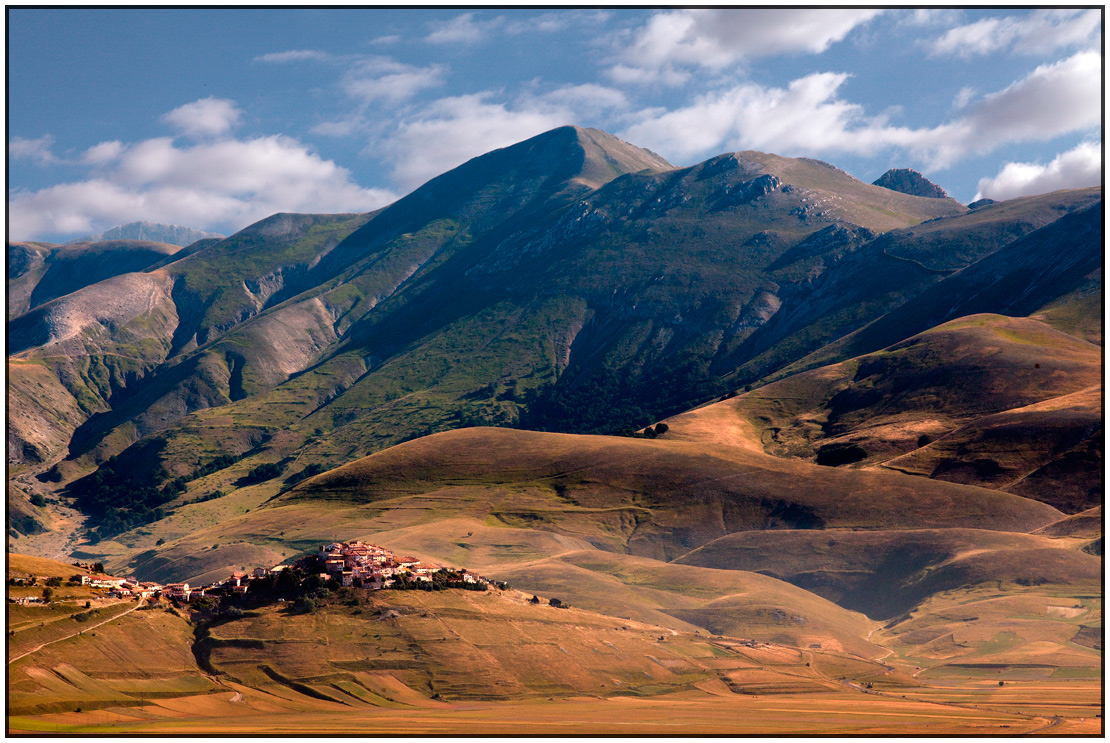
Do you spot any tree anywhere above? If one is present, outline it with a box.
[92,562,105,574]
[653,422,669,435]
[529,595,540,605]
[548,597,563,608]
[42,587,54,602]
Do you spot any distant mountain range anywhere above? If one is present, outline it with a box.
[68,221,224,247]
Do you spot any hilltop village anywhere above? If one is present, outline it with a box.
[10,541,496,605]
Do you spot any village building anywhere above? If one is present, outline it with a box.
[163,582,191,601]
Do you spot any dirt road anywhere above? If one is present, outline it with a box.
[7,600,143,665]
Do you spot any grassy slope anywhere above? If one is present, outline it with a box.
[664,314,1101,509]
[114,425,1061,587]
[674,528,1100,619]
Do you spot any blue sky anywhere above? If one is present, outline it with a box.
[8,8,1103,241]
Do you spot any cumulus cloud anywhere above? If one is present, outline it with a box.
[931,9,1101,57]
[161,97,242,138]
[612,8,883,82]
[424,10,605,44]
[9,134,57,165]
[975,141,1102,201]
[341,57,446,103]
[377,94,571,190]
[9,128,397,240]
[620,50,1101,170]
[425,12,504,44]
[82,140,125,165]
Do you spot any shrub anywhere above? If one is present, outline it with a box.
[29,493,47,508]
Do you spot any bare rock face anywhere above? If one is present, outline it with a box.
[872,169,949,199]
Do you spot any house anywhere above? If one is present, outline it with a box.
[88,576,126,589]
[163,582,191,601]
[252,566,270,579]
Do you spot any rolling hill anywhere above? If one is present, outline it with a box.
[663,313,1101,511]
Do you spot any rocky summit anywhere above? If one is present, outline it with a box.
[872,168,950,199]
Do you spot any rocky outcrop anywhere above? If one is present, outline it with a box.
[872,169,949,199]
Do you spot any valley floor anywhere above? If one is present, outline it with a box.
[8,681,1102,736]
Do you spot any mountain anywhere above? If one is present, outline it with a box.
[872,168,949,198]
[68,221,224,247]
[4,127,1100,549]
[7,239,184,318]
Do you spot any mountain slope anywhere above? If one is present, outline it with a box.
[6,128,1099,552]
[8,239,184,318]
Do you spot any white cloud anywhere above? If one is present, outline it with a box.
[528,83,630,119]
[8,132,397,240]
[377,94,570,190]
[9,135,56,165]
[975,141,1102,201]
[931,9,1101,57]
[952,51,1101,158]
[605,63,690,87]
[254,49,331,63]
[82,140,125,165]
[952,86,976,110]
[619,50,1102,171]
[613,9,883,81]
[425,13,504,44]
[161,97,242,138]
[341,57,446,104]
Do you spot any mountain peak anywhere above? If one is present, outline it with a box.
[872,168,949,199]
[69,221,224,247]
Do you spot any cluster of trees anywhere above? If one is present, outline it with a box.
[529,595,568,608]
[283,463,326,486]
[389,569,489,592]
[239,460,288,485]
[67,448,249,539]
[518,362,725,436]
[69,455,179,539]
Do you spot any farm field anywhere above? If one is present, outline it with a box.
[6,563,1102,735]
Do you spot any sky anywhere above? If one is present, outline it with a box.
[7,7,1103,242]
